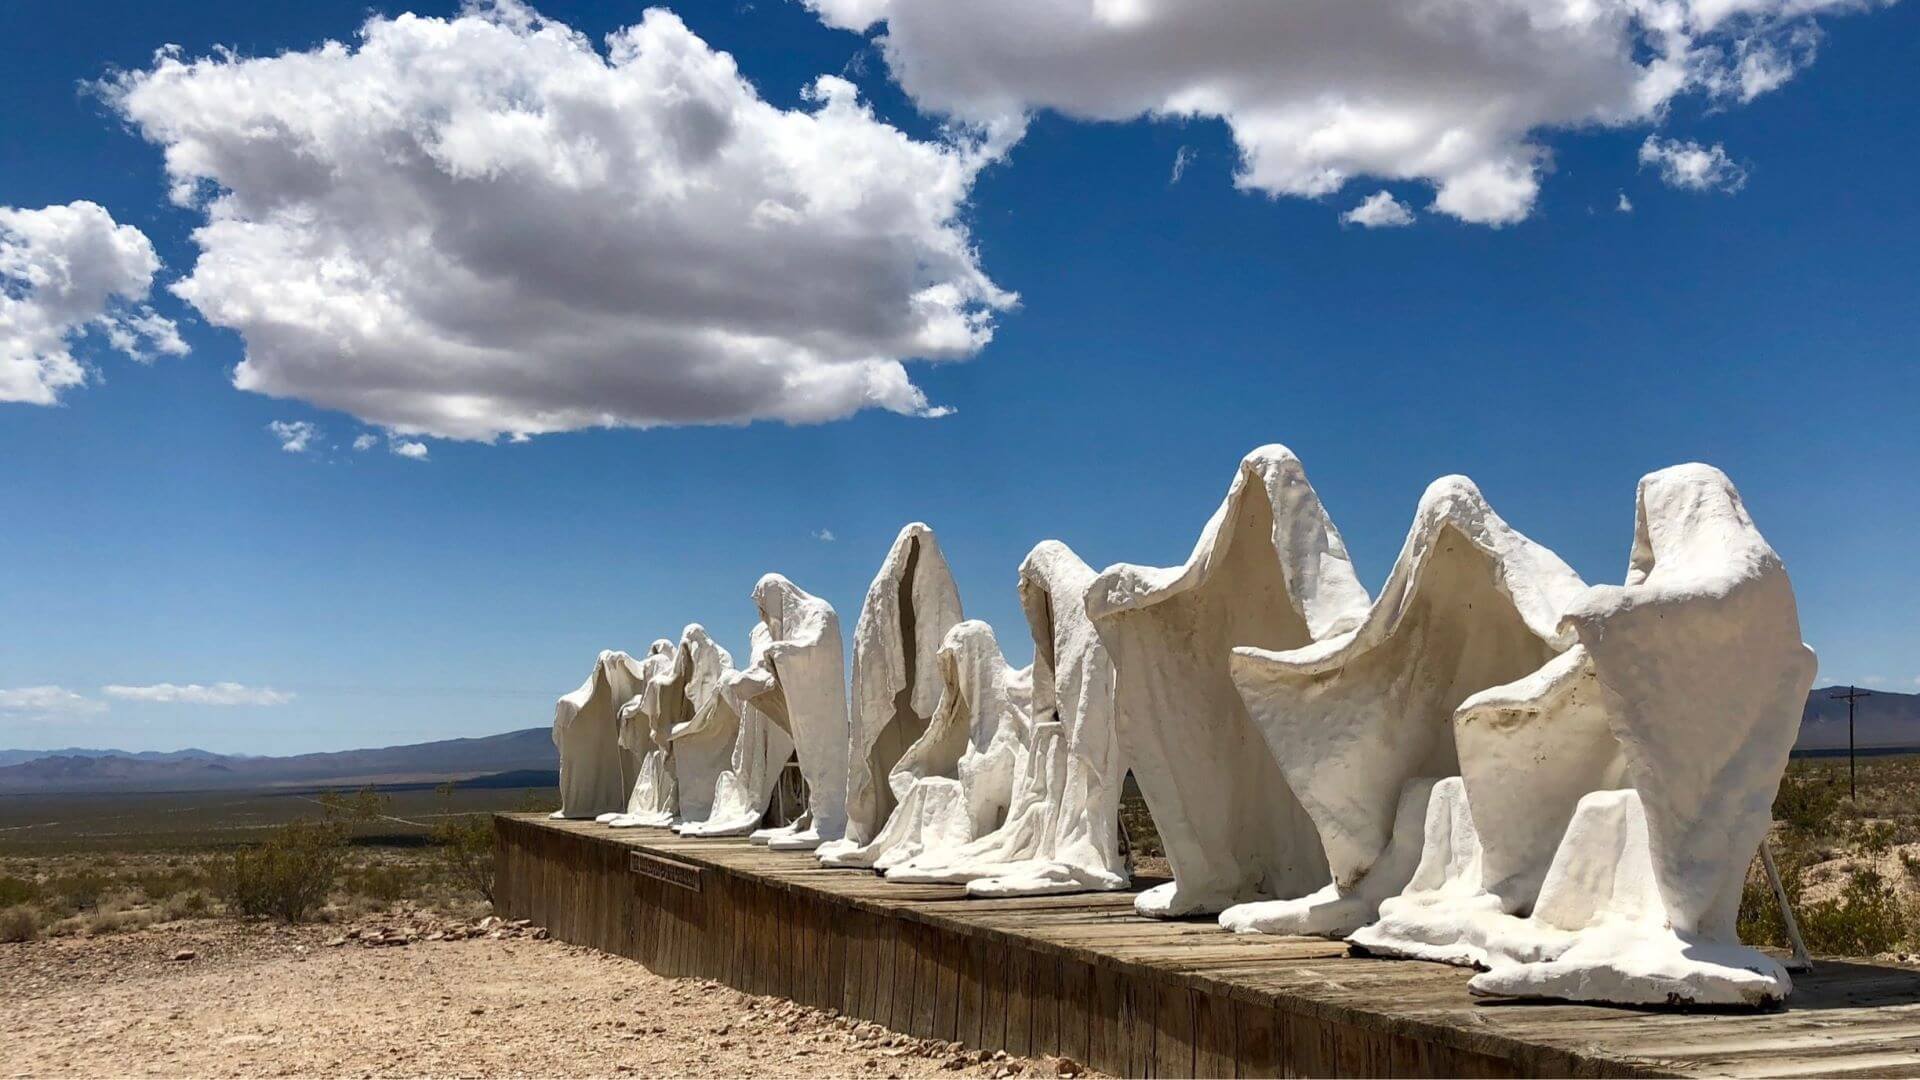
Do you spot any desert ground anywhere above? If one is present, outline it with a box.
[0,909,1084,1078]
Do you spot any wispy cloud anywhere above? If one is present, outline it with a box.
[0,686,107,721]
[812,528,837,542]
[1341,191,1415,229]
[388,435,430,461]
[1169,145,1194,185]
[352,433,378,452]
[101,682,294,706]
[268,419,322,454]
[1616,192,1633,213]
[1638,136,1748,193]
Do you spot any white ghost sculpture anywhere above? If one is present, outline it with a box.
[616,625,731,828]
[820,620,1032,870]
[653,626,737,829]
[1087,445,1372,917]
[674,622,798,837]
[1353,464,1815,1007]
[604,635,703,828]
[820,524,964,863]
[551,642,671,820]
[737,573,852,851]
[1221,476,1588,936]
[887,541,1129,897]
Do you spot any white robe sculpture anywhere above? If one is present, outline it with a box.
[1087,445,1372,917]
[1221,477,1589,936]
[606,633,712,828]
[887,541,1129,897]
[820,524,964,862]
[1350,464,1815,1006]
[820,620,1032,870]
[551,642,672,820]
[674,622,798,837]
[735,573,851,851]
[655,626,736,829]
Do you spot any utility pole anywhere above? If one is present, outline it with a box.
[1830,685,1874,799]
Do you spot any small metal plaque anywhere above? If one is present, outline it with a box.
[631,850,703,892]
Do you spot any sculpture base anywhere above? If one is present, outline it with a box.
[496,814,1918,1079]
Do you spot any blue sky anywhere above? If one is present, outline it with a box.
[1,0,1915,754]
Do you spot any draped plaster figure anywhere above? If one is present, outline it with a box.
[819,524,964,862]
[653,626,736,828]
[820,620,1032,870]
[674,621,798,837]
[552,642,671,820]
[606,629,727,828]
[735,573,851,851]
[1220,476,1588,936]
[1351,464,1815,1006]
[1086,445,1371,917]
[887,541,1129,897]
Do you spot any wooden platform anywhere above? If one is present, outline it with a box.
[494,813,1920,1078]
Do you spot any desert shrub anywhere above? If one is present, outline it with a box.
[217,819,348,922]
[46,870,110,913]
[0,904,42,943]
[515,788,561,815]
[1901,851,1920,880]
[0,875,40,907]
[1798,869,1911,955]
[341,861,428,905]
[133,865,212,903]
[1774,773,1843,835]
[1854,820,1899,857]
[160,890,210,921]
[432,801,496,904]
[83,907,155,936]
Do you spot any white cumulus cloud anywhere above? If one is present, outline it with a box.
[268,419,322,453]
[1618,192,1635,213]
[0,686,108,721]
[1,201,186,405]
[105,2,1012,443]
[1639,135,1749,191]
[352,433,378,452]
[389,437,430,461]
[101,682,294,706]
[806,0,1887,225]
[1342,191,1415,228]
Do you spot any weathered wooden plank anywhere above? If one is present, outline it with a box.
[1031,950,1060,1062]
[1156,981,1197,1079]
[1194,981,1236,1078]
[1125,967,1158,1079]
[911,920,940,1040]
[1233,1001,1279,1080]
[1005,936,1036,1058]
[932,923,962,1045]
[1088,961,1128,1078]
[956,933,986,1050]
[981,938,1011,1053]
[1058,957,1094,1068]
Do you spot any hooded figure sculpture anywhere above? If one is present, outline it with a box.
[732,573,851,851]
[624,625,734,829]
[674,620,797,837]
[603,637,698,828]
[1086,445,1372,917]
[551,642,671,820]
[887,541,1128,897]
[1220,476,1589,936]
[819,620,1032,870]
[612,624,731,828]
[1345,464,1815,1007]
[817,524,963,862]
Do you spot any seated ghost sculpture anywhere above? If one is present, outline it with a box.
[819,524,964,862]
[735,573,852,851]
[821,620,1032,870]
[1353,464,1816,1007]
[674,622,798,837]
[602,638,698,828]
[610,625,731,828]
[660,625,737,828]
[551,642,672,820]
[886,541,1129,897]
[1087,445,1372,917]
[1221,476,1589,936]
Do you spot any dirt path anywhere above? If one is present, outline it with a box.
[0,917,1086,1078]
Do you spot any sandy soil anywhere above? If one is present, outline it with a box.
[0,913,1090,1078]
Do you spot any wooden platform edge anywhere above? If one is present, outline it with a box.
[493,812,1686,1079]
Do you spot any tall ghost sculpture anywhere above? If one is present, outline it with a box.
[734,573,851,851]
[1087,446,1372,917]
[1220,477,1589,936]
[655,626,736,828]
[820,620,1032,870]
[819,524,964,862]
[888,541,1129,897]
[612,625,731,828]
[1348,464,1815,1007]
[603,638,695,828]
[551,642,671,820]
[674,622,797,837]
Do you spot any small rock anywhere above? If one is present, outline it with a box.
[942,1056,970,1071]
[170,950,196,962]
[324,937,347,948]
[1053,1057,1082,1077]
[470,1006,486,1016]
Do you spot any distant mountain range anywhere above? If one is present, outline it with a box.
[0,728,555,794]
[0,686,1912,795]
[1799,685,1920,752]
